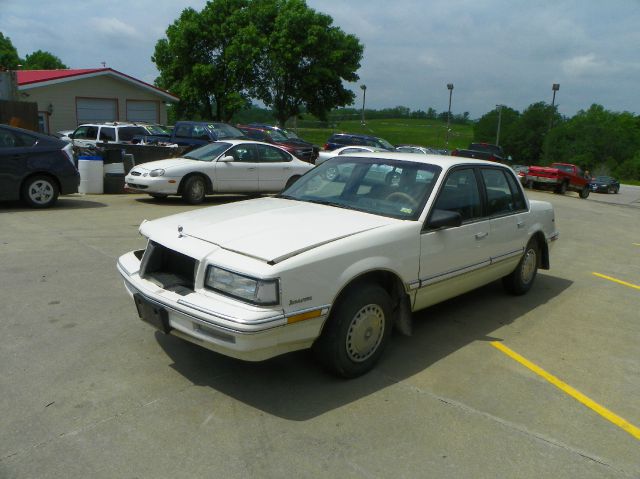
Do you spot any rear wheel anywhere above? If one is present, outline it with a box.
[554,181,567,195]
[313,284,392,378]
[181,176,206,204]
[503,238,539,295]
[284,175,300,190]
[21,175,59,208]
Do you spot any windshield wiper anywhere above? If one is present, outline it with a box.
[305,199,358,211]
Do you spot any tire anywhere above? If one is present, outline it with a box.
[579,186,590,199]
[313,284,393,378]
[284,175,300,190]
[503,238,539,295]
[554,181,567,195]
[21,175,59,208]
[608,186,615,194]
[615,186,620,194]
[149,193,168,199]
[181,176,206,204]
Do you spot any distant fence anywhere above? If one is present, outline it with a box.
[0,100,38,131]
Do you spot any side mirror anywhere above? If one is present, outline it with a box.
[426,209,462,230]
[218,155,234,162]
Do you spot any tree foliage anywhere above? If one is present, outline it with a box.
[153,0,363,125]
[153,1,259,121]
[23,50,67,70]
[0,32,20,69]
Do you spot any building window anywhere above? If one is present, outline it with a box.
[38,112,50,134]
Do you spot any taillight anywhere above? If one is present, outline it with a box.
[62,143,76,167]
[323,143,330,151]
[451,150,458,156]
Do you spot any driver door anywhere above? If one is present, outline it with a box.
[213,143,260,192]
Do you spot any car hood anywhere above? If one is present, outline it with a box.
[141,197,396,264]
[132,158,207,171]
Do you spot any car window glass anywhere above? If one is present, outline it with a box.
[74,126,98,140]
[228,144,257,162]
[0,129,18,147]
[340,148,367,154]
[432,168,482,222]
[192,125,209,140]
[174,124,192,138]
[504,170,527,211]
[256,144,290,163]
[118,127,147,141]
[481,168,519,215]
[99,127,116,142]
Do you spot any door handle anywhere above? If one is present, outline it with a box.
[517,221,525,229]
[475,232,489,240]
[247,167,256,171]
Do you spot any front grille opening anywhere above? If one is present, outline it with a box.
[140,241,197,295]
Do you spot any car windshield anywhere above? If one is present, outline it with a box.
[378,138,395,150]
[144,124,170,135]
[208,124,244,139]
[183,142,232,161]
[595,176,610,181]
[267,130,289,141]
[279,157,441,220]
[283,129,300,139]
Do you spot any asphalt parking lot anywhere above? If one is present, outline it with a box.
[1,186,639,478]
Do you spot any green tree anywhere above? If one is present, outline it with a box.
[474,106,520,150]
[0,32,20,69]
[152,1,259,121]
[249,0,363,126]
[505,102,561,164]
[542,104,640,176]
[23,50,67,69]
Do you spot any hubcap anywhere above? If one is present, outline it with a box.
[520,247,537,284]
[346,303,385,362]
[29,180,54,204]
[191,180,204,198]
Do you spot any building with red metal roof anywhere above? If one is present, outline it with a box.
[16,68,178,134]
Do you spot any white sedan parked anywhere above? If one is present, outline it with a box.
[315,145,386,165]
[118,152,558,377]
[125,140,313,204]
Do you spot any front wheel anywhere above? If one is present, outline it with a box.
[503,238,539,295]
[181,176,206,204]
[313,284,393,378]
[579,186,590,199]
[21,175,59,208]
[554,181,567,195]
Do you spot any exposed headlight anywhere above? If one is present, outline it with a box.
[149,169,165,177]
[205,266,279,306]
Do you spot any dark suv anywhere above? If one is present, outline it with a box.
[237,124,317,163]
[323,133,395,151]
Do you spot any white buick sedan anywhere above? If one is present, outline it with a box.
[125,140,314,204]
[118,153,558,377]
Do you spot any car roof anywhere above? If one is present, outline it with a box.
[338,151,512,169]
[0,123,66,145]
[331,132,381,140]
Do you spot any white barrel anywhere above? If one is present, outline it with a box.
[78,156,104,194]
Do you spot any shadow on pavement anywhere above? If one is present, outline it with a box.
[134,194,257,206]
[156,273,572,421]
[0,196,107,212]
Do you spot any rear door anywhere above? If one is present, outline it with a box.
[255,144,296,192]
[415,167,491,310]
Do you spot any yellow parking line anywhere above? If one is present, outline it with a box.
[592,272,640,291]
[633,243,640,246]
[491,341,640,440]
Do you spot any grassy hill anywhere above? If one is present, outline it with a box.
[290,118,474,150]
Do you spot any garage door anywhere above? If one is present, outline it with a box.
[126,101,159,123]
[76,98,117,124]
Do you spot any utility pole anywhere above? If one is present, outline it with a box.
[360,84,367,126]
[446,83,454,147]
[495,105,503,146]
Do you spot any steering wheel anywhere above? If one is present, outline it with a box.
[385,191,418,208]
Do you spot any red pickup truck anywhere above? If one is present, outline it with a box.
[525,163,590,198]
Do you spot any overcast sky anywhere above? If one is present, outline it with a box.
[1,0,639,119]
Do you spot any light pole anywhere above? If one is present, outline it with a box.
[446,83,454,147]
[550,83,560,130]
[495,104,503,146]
[360,84,367,126]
